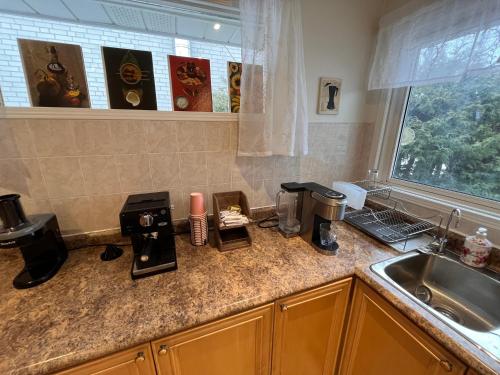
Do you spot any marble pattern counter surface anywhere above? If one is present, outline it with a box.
[0,223,498,375]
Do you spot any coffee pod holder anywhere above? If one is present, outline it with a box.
[213,191,252,251]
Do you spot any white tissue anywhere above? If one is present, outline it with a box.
[332,181,367,210]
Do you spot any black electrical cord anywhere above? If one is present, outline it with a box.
[257,214,279,228]
[68,242,131,251]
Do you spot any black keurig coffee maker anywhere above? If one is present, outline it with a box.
[0,194,67,289]
[120,192,177,279]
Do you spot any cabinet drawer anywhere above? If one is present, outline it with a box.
[55,344,155,375]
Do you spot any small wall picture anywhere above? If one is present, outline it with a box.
[18,39,90,107]
[102,47,157,110]
[168,55,212,112]
[228,61,241,113]
[318,77,342,115]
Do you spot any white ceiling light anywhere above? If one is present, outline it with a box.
[213,22,221,30]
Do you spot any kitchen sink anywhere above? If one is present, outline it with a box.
[371,250,500,362]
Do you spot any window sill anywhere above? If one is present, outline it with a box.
[1,107,239,121]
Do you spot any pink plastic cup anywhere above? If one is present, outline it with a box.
[190,192,205,215]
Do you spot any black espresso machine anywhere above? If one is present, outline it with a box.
[120,192,177,279]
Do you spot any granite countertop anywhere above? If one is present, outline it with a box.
[0,223,498,375]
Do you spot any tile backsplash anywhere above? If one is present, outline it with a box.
[0,118,373,234]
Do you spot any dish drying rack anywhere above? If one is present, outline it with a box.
[353,179,392,200]
[344,180,442,246]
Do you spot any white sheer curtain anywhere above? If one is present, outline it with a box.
[369,0,500,90]
[238,0,308,157]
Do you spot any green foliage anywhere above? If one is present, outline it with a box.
[212,87,229,112]
[393,73,500,201]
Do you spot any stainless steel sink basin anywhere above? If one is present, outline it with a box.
[371,250,500,362]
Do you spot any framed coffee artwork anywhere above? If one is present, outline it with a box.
[18,39,90,108]
[317,77,342,115]
[102,47,157,110]
[168,55,212,112]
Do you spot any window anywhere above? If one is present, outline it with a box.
[392,72,500,202]
[0,12,241,112]
[175,39,191,57]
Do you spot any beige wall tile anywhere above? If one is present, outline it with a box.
[167,189,186,220]
[146,121,178,153]
[39,157,85,198]
[110,120,146,154]
[0,159,47,199]
[74,120,113,155]
[206,122,231,152]
[275,156,301,178]
[231,156,253,186]
[179,152,207,186]
[51,196,91,234]
[80,155,121,195]
[88,194,122,231]
[115,154,152,193]
[30,120,78,157]
[206,151,232,185]
[0,116,374,233]
[150,153,181,188]
[0,119,36,158]
[252,179,276,208]
[229,122,238,151]
[21,198,52,216]
[253,157,276,180]
[177,122,208,152]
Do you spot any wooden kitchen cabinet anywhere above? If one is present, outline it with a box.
[339,280,467,375]
[55,344,156,375]
[271,278,352,375]
[152,303,273,375]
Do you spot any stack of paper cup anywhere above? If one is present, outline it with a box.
[189,192,208,246]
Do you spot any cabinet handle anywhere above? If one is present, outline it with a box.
[439,360,453,372]
[280,304,288,312]
[158,344,169,356]
[135,352,145,363]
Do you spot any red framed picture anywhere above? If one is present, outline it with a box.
[168,55,212,112]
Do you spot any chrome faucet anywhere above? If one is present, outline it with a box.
[430,208,461,253]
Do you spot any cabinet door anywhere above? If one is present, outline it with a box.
[339,280,467,375]
[152,304,273,375]
[272,278,352,375]
[56,344,156,375]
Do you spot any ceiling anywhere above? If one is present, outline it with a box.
[0,0,241,45]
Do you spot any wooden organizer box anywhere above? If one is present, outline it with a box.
[213,191,252,251]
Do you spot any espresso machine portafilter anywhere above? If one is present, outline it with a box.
[280,182,347,254]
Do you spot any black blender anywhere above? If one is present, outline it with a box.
[0,194,67,289]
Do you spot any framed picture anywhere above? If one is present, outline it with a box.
[168,55,212,112]
[228,61,241,113]
[102,47,157,110]
[18,39,90,108]
[318,77,342,115]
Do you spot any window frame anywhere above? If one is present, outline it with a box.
[376,87,500,218]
